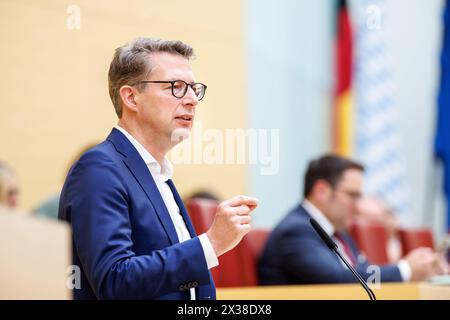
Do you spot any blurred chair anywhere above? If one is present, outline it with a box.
[214,245,251,287]
[397,228,435,255]
[214,228,270,287]
[185,198,270,287]
[185,198,218,234]
[244,228,271,270]
[241,228,271,285]
[349,221,390,265]
[185,197,222,284]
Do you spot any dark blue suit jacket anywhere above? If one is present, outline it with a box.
[58,128,216,300]
[259,204,402,285]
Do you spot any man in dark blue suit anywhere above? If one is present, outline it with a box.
[59,38,258,300]
[259,154,444,285]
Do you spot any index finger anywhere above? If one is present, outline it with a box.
[222,195,259,208]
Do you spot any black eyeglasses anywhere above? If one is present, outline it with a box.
[135,80,207,101]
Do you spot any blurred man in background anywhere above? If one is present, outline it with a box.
[59,37,258,300]
[356,196,403,263]
[259,154,448,285]
[0,161,19,209]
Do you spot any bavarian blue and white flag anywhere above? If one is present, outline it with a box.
[354,0,410,222]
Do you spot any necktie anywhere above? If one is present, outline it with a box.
[334,232,357,267]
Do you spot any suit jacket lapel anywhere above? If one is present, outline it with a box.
[166,179,198,238]
[107,128,179,245]
[167,179,215,299]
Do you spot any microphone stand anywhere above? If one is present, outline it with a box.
[310,218,377,300]
[333,246,376,300]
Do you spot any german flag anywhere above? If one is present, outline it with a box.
[332,0,353,156]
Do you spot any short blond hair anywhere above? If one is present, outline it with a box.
[108,37,195,118]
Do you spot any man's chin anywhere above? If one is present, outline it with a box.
[171,127,191,143]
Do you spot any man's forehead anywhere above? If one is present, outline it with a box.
[338,169,363,185]
[149,52,194,78]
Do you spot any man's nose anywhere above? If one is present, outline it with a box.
[182,86,199,107]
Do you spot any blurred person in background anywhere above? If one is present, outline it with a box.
[33,142,98,220]
[0,161,19,209]
[259,154,448,285]
[355,196,403,263]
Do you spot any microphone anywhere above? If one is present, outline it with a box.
[309,218,376,300]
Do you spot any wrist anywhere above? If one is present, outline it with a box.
[206,230,222,257]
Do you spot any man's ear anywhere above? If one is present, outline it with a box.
[119,85,138,113]
[312,180,332,204]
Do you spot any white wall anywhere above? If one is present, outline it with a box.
[245,0,334,227]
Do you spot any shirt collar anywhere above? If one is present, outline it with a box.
[114,125,173,181]
[302,199,335,237]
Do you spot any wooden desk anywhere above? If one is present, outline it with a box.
[217,282,450,300]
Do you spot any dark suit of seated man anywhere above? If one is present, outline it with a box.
[59,38,258,300]
[259,154,446,285]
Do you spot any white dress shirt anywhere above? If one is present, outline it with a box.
[115,126,219,299]
[302,200,411,281]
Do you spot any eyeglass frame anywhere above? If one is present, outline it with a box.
[132,80,207,101]
[333,188,363,202]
